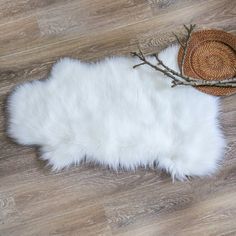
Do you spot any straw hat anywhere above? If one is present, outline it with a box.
[178,29,236,96]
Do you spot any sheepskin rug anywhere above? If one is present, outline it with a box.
[7,45,226,180]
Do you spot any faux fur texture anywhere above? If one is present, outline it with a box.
[7,45,226,180]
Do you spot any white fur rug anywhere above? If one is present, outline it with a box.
[7,45,226,180]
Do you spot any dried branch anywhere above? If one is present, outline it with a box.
[171,77,236,88]
[131,24,236,88]
[154,54,192,81]
[177,24,196,76]
[173,33,185,49]
[131,51,180,83]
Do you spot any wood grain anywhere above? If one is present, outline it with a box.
[0,0,236,235]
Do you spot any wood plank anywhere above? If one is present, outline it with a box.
[1,0,235,69]
[37,0,152,36]
[112,192,236,236]
[0,0,68,23]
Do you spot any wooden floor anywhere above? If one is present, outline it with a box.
[0,0,236,235]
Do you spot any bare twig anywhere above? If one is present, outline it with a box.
[131,51,179,83]
[173,33,185,49]
[178,24,196,76]
[133,62,146,68]
[132,50,236,87]
[154,54,193,82]
[131,24,236,88]
[171,78,236,87]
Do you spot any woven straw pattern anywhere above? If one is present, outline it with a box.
[178,29,236,96]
